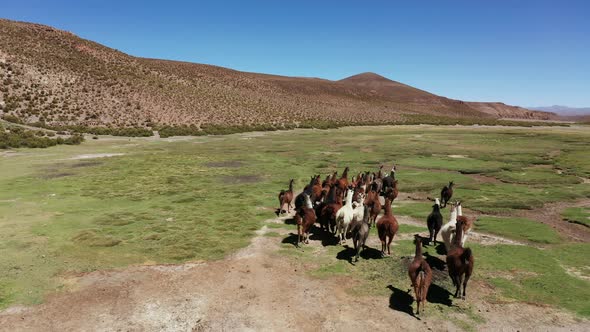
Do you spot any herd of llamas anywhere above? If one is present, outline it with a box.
[278,165,476,315]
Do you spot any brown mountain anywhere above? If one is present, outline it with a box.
[0,19,555,129]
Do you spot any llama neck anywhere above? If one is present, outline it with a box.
[345,192,353,206]
[415,239,423,257]
[457,205,463,216]
[435,198,440,206]
[384,200,392,216]
[288,181,293,192]
[305,196,313,209]
[450,208,457,222]
[454,221,464,246]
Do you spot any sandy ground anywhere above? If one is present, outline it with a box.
[69,153,126,160]
[1,206,588,332]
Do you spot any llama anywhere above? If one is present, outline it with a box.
[364,188,382,227]
[296,194,317,246]
[440,181,454,208]
[322,173,333,188]
[336,167,350,198]
[440,202,459,253]
[311,175,323,205]
[408,234,432,315]
[318,184,342,234]
[350,205,371,262]
[376,164,384,179]
[376,198,399,256]
[335,188,355,244]
[278,179,294,215]
[455,202,475,248]
[382,165,397,193]
[383,180,399,202]
[446,219,474,299]
[295,176,317,212]
[426,198,443,244]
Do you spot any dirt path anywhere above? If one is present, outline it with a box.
[513,199,590,242]
[1,209,588,332]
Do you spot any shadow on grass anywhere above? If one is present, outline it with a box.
[336,245,385,264]
[284,217,297,225]
[424,252,446,271]
[427,283,453,306]
[435,242,447,255]
[387,285,417,319]
[309,228,339,247]
[281,233,299,247]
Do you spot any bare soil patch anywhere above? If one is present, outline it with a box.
[69,153,125,160]
[514,199,590,243]
[1,211,587,331]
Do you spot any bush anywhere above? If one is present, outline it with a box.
[0,126,84,149]
[1,114,22,124]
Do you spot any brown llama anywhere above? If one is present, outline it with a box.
[336,166,350,197]
[446,219,474,299]
[318,183,342,233]
[296,194,317,246]
[383,180,399,202]
[440,181,455,208]
[455,202,475,247]
[408,234,432,315]
[311,175,323,204]
[329,171,339,186]
[278,179,294,214]
[376,198,399,256]
[427,198,443,244]
[364,188,382,227]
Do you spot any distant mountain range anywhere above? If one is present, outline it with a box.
[529,105,590,116]
[0,18,557,129]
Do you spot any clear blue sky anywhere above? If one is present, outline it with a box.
[3,0,589,107]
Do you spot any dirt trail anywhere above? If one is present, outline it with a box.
[1,209,588,332]
[514,199,590,242]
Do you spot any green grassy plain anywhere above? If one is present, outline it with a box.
[1,125,589,319]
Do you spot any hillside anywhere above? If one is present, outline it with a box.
[0,19,555,130]
[529,105,590,116]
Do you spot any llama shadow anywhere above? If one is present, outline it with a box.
[424,252,446,271]
[387,285,417,319]
[308,229,339,247]
[426,283,453,307]
[283,217,297,225]
[435,243,447,255]
[360,246,384,260]
[419,237,431,247]
[336,246,356,264]
[281,233,299,247]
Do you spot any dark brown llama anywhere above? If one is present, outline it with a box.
[446,219,474,299]
[408,234,432,315]
[427,198,443,244]
[296,194,317,246]
[278,179,294,214]
[440,181,454,208]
